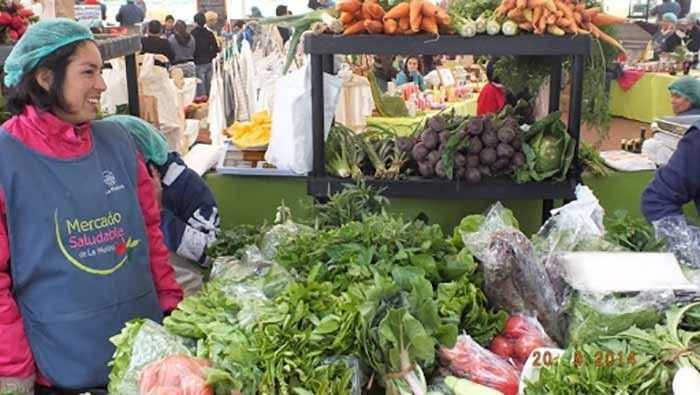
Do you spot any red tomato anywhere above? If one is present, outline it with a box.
[503,315,531,339]
[514,336,544,362]
[490,335,513,359]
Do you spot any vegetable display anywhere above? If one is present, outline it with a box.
[337,0,452,35]
[514,111,575,183]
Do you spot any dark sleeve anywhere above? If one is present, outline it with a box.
[116,6,122,22]
[650,5,659,16]
[641,127,700,222]
[165,41,176,64]
[161,169,220,263]
[211,33,220,55]
[635,21,658,35]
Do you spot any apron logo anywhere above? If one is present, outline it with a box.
[102,170,125,195]
[54,209,140,276]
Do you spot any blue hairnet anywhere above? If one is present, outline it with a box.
[669,76,700,105]
[3,18,94,88]
[109,115,169,166]
[663,12,678,24]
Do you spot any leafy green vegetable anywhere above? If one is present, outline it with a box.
[447,0,500,20]
[515,112,575,183]
[524,346,669,394]
[451,208,518,248]
[579,141,610,177]
[565,293,662,346]
[368,70,409,118]
[302,181,389,230]
[207,224,266,259]
[604,210,666,252]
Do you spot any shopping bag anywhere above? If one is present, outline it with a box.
[265,63,343,174]
[101,58,128,114]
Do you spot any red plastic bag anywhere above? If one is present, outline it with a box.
[489,314,557,368]
[139,355,213,395]
[439,335,520,395]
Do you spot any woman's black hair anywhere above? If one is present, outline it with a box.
[403,56,422,82]
[486,59,500,84]
[194,13,206,27]
[174,20,191,46]
[5,40,90,116]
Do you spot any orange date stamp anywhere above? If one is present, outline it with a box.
[573,350,637,368]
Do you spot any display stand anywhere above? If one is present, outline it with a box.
[0,34,142,116]
[304,34,591,222]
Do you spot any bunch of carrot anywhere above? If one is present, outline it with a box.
[337,0,451,35]
[494,0,627,51]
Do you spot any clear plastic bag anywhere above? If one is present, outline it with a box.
[653,215,700,270]
[462,204,562,343]
[565,291,670,345]
[139,355,213,395]
[321,356,366,395]
[260,221,312,260]
[438,335,520,395]
[490,314,557,369]
[109,320,194,395]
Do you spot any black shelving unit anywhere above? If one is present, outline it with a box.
[304,34,592,222]
[0,34,142,116]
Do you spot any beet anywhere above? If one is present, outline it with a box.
[466,155,480,168]
[480,147,497,165]
[497,143,515,158]
[513,152,526,167]
[483,116,495,132]
[435,160,446,178]
[428,114,447,131]
[427,150,441,166]
[465,168,482,184]
[418,160,435,177]
[412,142,429,161]
[467,137,483,155]
[493,157,510,170]
[455,153,467,168]
[456,166,467,180]
[422,129,439,150]
[396,136,415,153]
[467,117,484,136]
[502,116,519,130]
[497,127,516,144]
[511,137,523,150]
[479,165,492,177]
[482,130,499,148]
[439,130,451,146]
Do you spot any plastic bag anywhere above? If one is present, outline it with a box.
[565,291,670,345]
[211,245,291,300]
[653,215,700,271]
[101,58,128,114]
[260,221,312,260]
[438,335,520,395]
[139,355,213,395]
[109,320,193,395]
[139,54,183,150]
[462,204,562,343]
[320,356,366,395]
[264,61,343,174]
[489,314,557,370]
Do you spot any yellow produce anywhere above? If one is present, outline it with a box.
[228,111,272,148]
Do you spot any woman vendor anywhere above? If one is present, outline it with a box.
[637,12,683,55]
[395,56,427,91]
[642,76,700,266]
[0,19,182,393]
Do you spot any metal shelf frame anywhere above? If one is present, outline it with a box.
[304,34,592,222]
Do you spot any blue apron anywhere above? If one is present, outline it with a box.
[0,120,163,388]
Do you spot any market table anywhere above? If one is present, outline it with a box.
[205,170,700,236]
[609,72,676,123]
[366,97,477,136]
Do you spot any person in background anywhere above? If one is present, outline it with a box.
[162,15,175,38]
[111,115,220,296]
[250,6,263,18]
[637,12,684,55]
[650,0,682,17]
[141,20,175,64]
[684,13,700,52]
[235,20,255,49]
[308,0,335,9]
[276,5,292,44]
[192,12,219,97]
[169,20,197,77]
[116,0,144,27]
[373,55,397,91]
[395,55,426,91]
[205,11,219,35]
[477,60,507,116]
[678,0,691,18]
[0,19,181,393]
[641,77,700,266]
[134,0,146,14]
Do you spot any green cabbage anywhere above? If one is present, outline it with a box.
[515,112,575,183]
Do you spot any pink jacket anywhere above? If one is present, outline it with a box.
[0,106,183,380]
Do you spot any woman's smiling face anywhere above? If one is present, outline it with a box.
[45,41,106,125]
